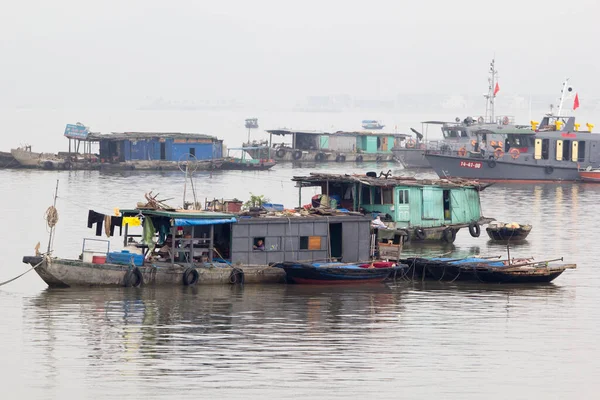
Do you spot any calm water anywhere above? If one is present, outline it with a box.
[1,162,600,399]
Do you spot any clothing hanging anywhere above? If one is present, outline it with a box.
[87,210,105,237]
[110,216,123,236]
[123,217,142,227]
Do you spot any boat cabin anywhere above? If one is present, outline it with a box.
[118,208,371,266]
[91,132,223,163]
[292,173,490,236]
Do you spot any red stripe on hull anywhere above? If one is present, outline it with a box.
[290,277,386,284]
[579,172,600,182]
[442,176,582,184]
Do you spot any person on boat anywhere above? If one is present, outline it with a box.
[371,215,387,229]
[253,239,265,251]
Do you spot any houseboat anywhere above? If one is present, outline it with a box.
[243,129,410,163]
[220,147,276,170]
[291,172,493,243]
[22,205,378,288]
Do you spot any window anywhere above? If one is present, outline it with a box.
[253,237,265,251]
[190,147,196,157]
[562,140,571,161]
[578,141,586,162]
[374,188,383,205]
[542,139,549,160]
[361,186,371,205]
[300,236,321,250]
[382,188,393,204]
[397,190,409,204]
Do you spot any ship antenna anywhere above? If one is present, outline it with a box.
[556,78,569,116]
[484,59,498,123]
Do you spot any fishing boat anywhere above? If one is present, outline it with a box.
[401,256,575,283]
[10,146,69,169]
[362,120,385,130]
[273,261,405,284]
[578,165,600,182]
[486,222,532,241]
[220,147,276,170]
[0,151,17,168]
[424,79,599,182]
[242,129,409,163]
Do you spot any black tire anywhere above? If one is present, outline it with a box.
[414,228,426,240]
[356,155,363,163]
[545,166,554,175]
[335,154,346,162]
[63,161,72,170]
[487,159,497,168]
[315,153,325,162]
[124,267,143,287]
[182,267,199,286]
[468,222,481,238]
[229,268,245,285]
[276,148,286,158]
[130,165,135,171]
[293,150,302,160]
[442,228,456,243]
[42,161,54,170]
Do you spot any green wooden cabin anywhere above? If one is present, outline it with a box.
[293,173,493,242]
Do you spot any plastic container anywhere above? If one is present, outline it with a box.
[106,250,144,266]
[82,251,95,263]
[262,202,284,211]
[92,255,106,264]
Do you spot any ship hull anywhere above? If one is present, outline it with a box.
[393,148,430,168]
[245,147,394,163]
[425,154,580,182]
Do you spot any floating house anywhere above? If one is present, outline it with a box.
[292,173,494,242]
[244,129,410,162]
[91,132,223,163]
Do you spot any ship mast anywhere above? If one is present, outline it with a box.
[556,78,570,116]
[484,59,498,123]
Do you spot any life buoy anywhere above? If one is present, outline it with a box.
[182,267,199,286]
[471,140,477,147]
[442,228,456,243]
[419,143,426,150]
[494,148,504,159]
[457,147,467,157]
[315,153,325,162]
[502,116,510,125]
[545,165,554,175]
[124,267,143,288]
[414,228,426,240]
[356,155,363,162]
[490,140,497,147]
[487,159,497,168]
[468,222,481,238]
[335,154,346,162]
[510,148,520,159]
[276,148,286,158]
[497,141,503,148]
[293,150,302,160]
[477,116,484,124]
[406,139,416,148]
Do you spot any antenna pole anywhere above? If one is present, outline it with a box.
[556,78,569,116]
[484,59,498,123]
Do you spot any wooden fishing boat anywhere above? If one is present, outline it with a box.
[486,222,532,241]
[401,256,575,283]
[578,166,600,182]
[273,261,406,284]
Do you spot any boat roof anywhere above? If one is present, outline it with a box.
[292,173,491,190]
[88,132,220,141]
[473,127,535,135]
[266,129,409,137]
[120,209,234,219]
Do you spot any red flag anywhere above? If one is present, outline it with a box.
[494,82,500,96]
[573,93,580,110]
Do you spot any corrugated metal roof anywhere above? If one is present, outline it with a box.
[88,132,221,141]
[266,129,410,138]
[292,173,491,190]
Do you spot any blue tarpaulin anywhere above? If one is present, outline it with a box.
[173,217,237,226]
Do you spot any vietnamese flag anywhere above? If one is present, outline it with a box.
[573,93,580,110]
[494,82,500,96]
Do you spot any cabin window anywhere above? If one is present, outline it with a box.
[253,237,265,251]
[460,130,468,138]
[541,139,549,160]
[397,190,409,204]
[300,236,321,250]
[578,141,586,162]
[189,148,196,157]
[382,188,393,204]
[361,186,371,205]
[562,140,571,161]
[373,188,383,205]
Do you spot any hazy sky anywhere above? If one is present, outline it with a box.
[1,0,599,108]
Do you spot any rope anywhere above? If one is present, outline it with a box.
[44,206,58,228]
[0,257,47,287]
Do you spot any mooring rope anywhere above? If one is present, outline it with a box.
[0,256,47,287]
[44,206,59,229]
